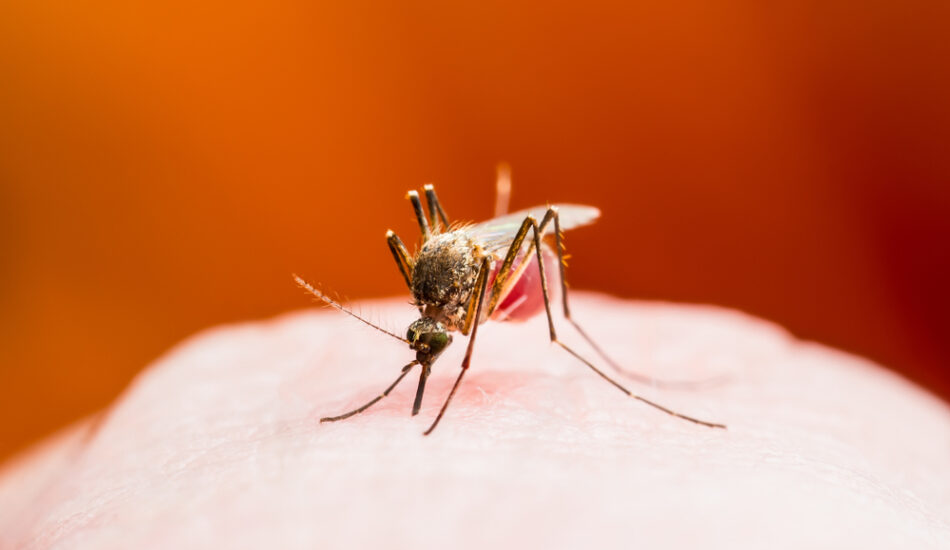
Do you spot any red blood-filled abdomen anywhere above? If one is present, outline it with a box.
[485,246,560,323]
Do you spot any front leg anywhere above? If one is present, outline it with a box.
[406,190,431,243]
[423,256,492,435]
[423,184,450,232]
[386,230,413,290]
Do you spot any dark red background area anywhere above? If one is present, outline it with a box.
[1,1,948,460]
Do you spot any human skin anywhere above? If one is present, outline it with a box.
[1,294,948,549]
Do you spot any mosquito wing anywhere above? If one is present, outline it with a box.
[465,204,600,253]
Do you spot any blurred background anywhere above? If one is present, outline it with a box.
[1,1,948,460]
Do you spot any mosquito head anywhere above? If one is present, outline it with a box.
[406,317,452,363]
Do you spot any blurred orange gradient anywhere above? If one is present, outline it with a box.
[1,1,948,459]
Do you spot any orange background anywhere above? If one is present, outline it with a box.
[1,1,948,460]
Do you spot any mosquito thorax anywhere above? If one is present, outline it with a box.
[406,317,452,363]
[411,231,484,331]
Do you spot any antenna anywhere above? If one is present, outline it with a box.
[293,274,410,344]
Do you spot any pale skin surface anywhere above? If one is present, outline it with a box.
[1,294,949,549]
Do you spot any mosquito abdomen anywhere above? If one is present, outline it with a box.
[488,246,560,322]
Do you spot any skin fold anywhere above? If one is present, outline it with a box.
[1,293,948,549]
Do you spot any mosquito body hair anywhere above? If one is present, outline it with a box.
[293,274,410,344]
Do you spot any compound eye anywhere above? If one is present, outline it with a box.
[421,331,450,355]
[406,327,418,342]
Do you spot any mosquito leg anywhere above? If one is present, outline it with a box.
[386,230,413,290]
[407,190,431,243]
[546,211,726,390]
[423,256,492,435]
[490,210,726,388]
[321,361,419,422]
[520,209,726,429]
[485,208,557,316]
[423,184,450,232]
[494,163,511,217]
[486,216,533,315]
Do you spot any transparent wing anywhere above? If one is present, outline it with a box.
[465,204,600,252]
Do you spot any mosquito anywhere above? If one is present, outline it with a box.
[295,168,726,435]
